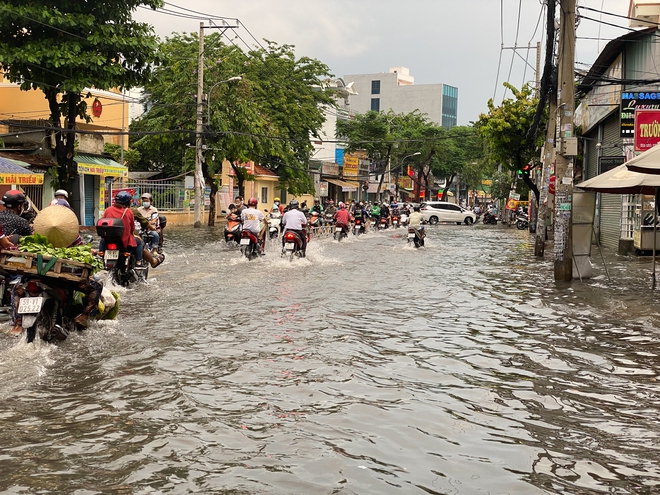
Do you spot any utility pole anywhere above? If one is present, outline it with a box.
[554,0,576,281]
[535,92,557,257]
[194,21,205,228]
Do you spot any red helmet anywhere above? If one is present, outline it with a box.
[338,202,345,209]
[247,197,258,206]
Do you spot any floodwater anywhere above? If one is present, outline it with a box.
[1,224,660,494]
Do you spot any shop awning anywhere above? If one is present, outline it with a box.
[325,178,360,191]
[75,154,128,178]
[0,156,43,185]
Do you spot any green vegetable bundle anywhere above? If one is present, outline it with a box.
[19,234,105,274]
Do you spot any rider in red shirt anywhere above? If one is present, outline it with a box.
[333,202,351,233]
[102,191,137,249]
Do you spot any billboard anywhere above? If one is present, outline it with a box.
[634,109,660,151]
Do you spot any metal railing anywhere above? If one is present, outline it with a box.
[112,179,188,212]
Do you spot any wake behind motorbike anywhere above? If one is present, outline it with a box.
[281,229,305,261]
[96,218,148,286]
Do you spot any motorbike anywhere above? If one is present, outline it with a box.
[281,229,305,261]
[334,222,349,241]
[400,213,409,227]
[353,217,366,236]
[323,212,334,226]
[16,277,77,343]
[96,217,148,286]
[407,227,425,248]
[240,230,262,260]
[308,211,322,229]
[515,212,529,230]
[483,212,498,225]
[378,216,388,230]
[139,212,161,257]
[391,214,401,228]
[267,209,282,239]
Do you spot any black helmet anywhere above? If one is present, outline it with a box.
[1,190,26,208]
[413,205,421,212]
[289,199,299,209]
[115,191,132,206]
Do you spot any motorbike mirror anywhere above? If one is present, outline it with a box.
[221,210,227,214]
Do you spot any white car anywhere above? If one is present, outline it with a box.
[420,201,476,225]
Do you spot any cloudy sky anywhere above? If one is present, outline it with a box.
[135,0,632,125]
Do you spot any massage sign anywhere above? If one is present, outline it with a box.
[634,109,660,152]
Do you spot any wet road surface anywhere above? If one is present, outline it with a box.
[1,224,660,494]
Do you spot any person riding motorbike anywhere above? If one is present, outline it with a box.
[281,199,308,257]
[234,196,246,216]
[324,200,337,224]
[369,202,381,227]
[333,202,351,234]
[409,205,426,241]
[98,191,140,264]
[309,198,324,216]
[241,197,267,255]
[0,190,34,237]
[272,197,284,215]
[130,202,165,268]
[380,202,390,227]
[136,193,162,253]
[353,202,369,232]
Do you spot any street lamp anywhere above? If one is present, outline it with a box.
[206,76,242,123]
[194,75,241,228]
[395,152,421,201]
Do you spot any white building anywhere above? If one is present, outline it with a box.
[343,67,458,128]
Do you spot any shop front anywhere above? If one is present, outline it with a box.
[74,154,128,226]
[0,156,44,207]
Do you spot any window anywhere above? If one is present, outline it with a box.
[371,80,380,95]
[371,98,380,111]
[261,187,268,205]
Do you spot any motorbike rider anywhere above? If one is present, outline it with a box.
[380,201,391,227]
[324,200,337,224]
[234,196,246,216]
[130,202,165,268]
[369,202,381,227]
[241,197,267,254]
[0,224,15,249]
[98,191,141,262]
[333,202,351,234]
[0,190,34,237]
[309,198,324,216]
[409,205,425,240]
[281,199,308,257]
[136,193,162,253]
[353,202,368,232]
[390,201,401,220]
[272,197,284,215]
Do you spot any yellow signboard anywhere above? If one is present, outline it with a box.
[0,174,44,185]
[343,156,359,177]
[77,163,128,177]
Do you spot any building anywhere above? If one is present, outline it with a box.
[343,67,458,128]
[576,21,660,254]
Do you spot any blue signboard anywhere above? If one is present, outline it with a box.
[335,148,344,167]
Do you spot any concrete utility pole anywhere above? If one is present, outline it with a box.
[535,93,557,257]
[194,22,205,228]
[554,0,576,281]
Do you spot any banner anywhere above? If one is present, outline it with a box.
[0,174,44,185]
[634,109,660,151]
[343,156,359,177]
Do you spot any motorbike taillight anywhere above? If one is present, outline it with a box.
[107,243,118,250]
[26,280,41,296]
[285,233,295,240]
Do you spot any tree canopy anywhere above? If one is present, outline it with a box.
[474,82,545,202]
[0,0,163,189]
[131,32,335,224]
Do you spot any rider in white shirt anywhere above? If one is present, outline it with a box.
[281,199,308,256]
[241,198,267,253]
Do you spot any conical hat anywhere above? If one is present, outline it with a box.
[33,204,80,248]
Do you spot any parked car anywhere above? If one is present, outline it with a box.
[420,201,476,225]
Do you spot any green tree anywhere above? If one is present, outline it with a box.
[0,0,163,191]
[104,143,140,169]
[131,33,334,225]
[474,83,544,203]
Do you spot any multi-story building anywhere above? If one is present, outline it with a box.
[343,67,458,128]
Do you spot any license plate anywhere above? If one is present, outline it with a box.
[284,242,295,250]
[105,250,119,261]
[18,297,44,314]
[240,238,250,245]
[408,233,416,238]
[393,221,398,225]
[335,227,342,232]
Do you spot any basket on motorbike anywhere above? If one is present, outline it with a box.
[96,217,124,239]
[0,250,92,288]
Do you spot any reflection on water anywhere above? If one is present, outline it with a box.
[1,224,659,494]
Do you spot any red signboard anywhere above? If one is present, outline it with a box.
[634,109,660,151]
[548,175,556,195]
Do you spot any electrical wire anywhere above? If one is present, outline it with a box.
[503,0,524,100]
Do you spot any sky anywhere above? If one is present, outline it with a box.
[134,0,633,126]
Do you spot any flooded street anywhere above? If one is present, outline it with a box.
[1,224,660,494]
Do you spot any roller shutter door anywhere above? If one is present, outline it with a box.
[597,113,622,250]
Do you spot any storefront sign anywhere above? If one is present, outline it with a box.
[397,176,413,189]
[634,109,660,151]
[621,92,660,137]
[77,163,128,177]
[598,155,625,174]
[321,162,339,176]
[319,181,328,197]
[0,174,44,185]
[343,156,359,177]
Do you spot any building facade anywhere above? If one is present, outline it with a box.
[343,67,458,128]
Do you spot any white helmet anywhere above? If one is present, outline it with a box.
[54,189,68,199]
